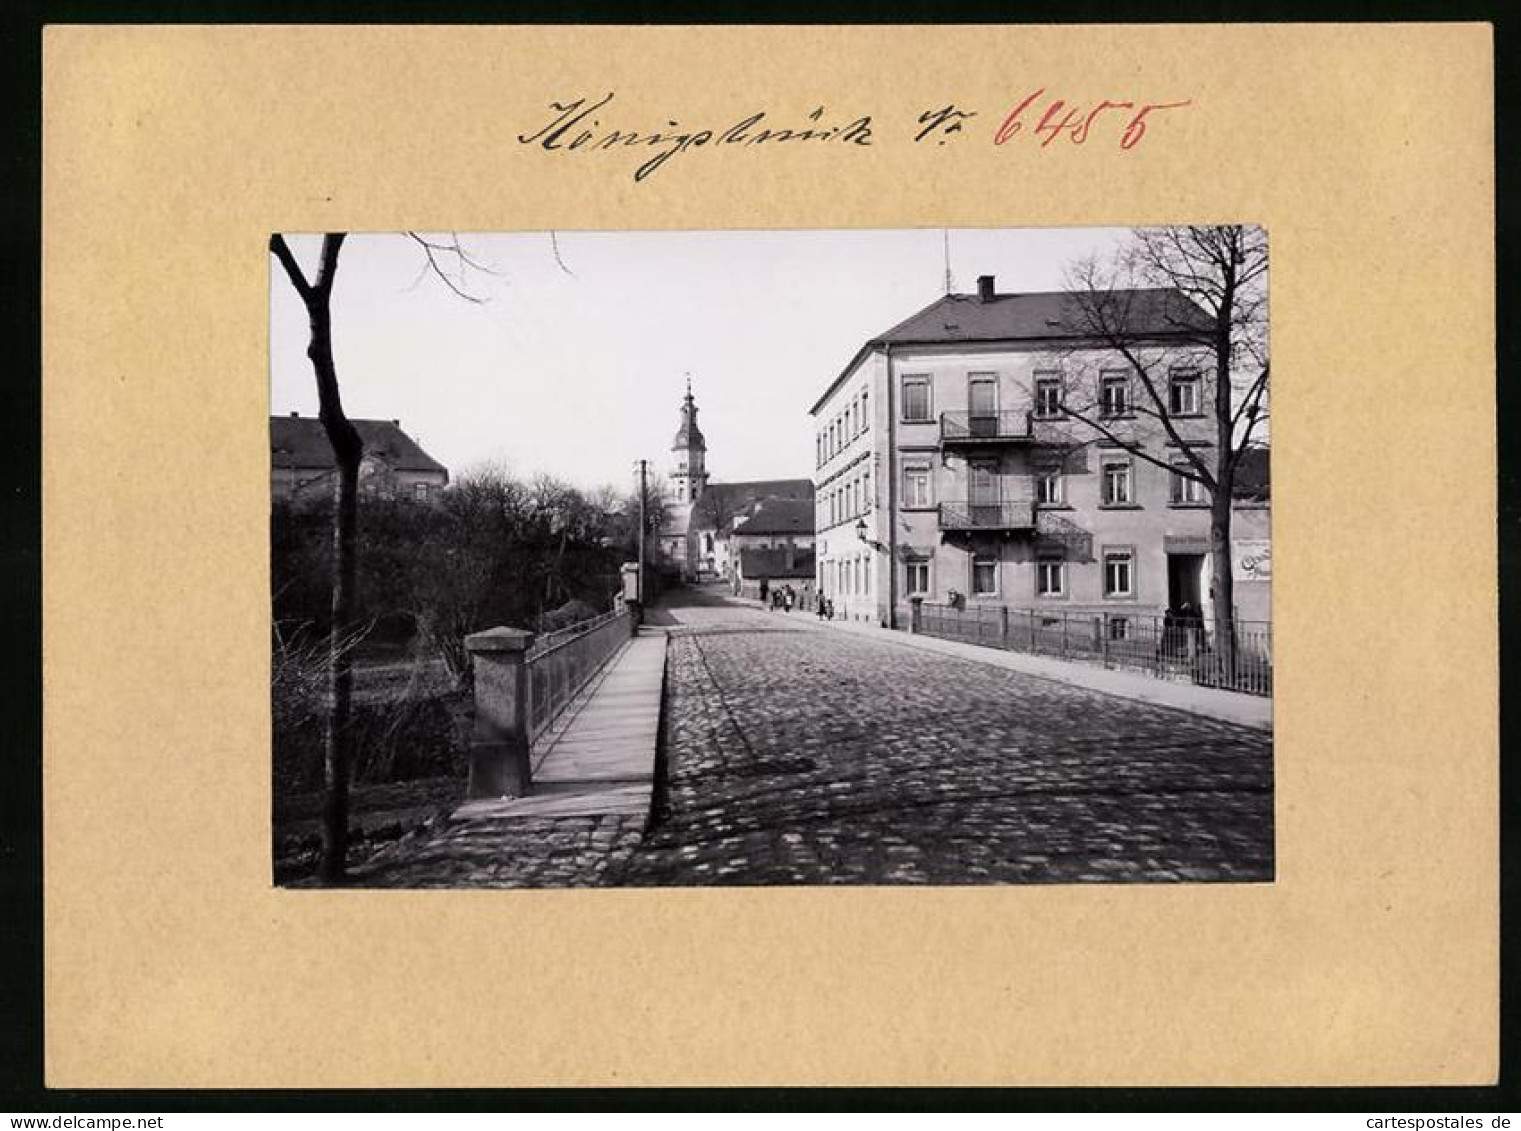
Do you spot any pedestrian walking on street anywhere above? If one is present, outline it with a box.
[784,585,795,613]
[816,592,828,620]
[759,579,769,606]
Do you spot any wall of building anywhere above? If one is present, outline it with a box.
[272,463,448,503]
[812,352,884,625]
[814,340,1269,631]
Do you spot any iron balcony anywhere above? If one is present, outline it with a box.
[939,410,1035,445]
[938,499,1037,532]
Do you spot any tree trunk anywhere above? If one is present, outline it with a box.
[1209,486,1237,686]
[320,450,360,882]
[1209,254,1240,687]
[305,281,364,883]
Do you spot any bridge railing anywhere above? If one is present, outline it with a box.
[525,608,633,747]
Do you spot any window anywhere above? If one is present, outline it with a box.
[860,389,869,433]
[863,466,872,510]
[1101,457,1133,506]
[1170,464,1205,505]
[1036,558,1066,597]
[903,463,933,508]
[972,555,998,596]
[413,482,430,502]
[1108,616,1130,640]
[1104,548,1135,598]
[902,375,932,422]
[1100,372,1130,417]
[1034,373,1064,418]
[1036,467,1063,506]
[905,558,930,596]
[1169,370,1202,416]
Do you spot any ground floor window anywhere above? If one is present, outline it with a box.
[1104,547,1135,598]
[905,559,930,596]
[1108,615,1130,640]
[1036,558,1065,597]
[971,554,998,597]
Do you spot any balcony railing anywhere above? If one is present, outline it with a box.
[938,499,1037,531]
[939,410,1034,444]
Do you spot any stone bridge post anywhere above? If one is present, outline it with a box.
[465,626,536,799]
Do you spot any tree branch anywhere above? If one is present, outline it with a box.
[269,234,314,304]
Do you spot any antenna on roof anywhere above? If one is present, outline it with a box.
[943,229,955,295]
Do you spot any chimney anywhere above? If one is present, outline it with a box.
[288,411,299,418]
[977,275,996,303]
[392,418,400,427]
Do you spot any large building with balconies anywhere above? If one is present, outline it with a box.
[809,275,1270,631]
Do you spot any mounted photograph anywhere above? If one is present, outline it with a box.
[269,225,1272,889]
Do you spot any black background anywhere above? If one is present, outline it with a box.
[1,0,1514,1113]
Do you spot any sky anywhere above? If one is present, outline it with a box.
[270,227,1132,494]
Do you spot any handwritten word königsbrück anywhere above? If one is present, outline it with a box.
[519,91,1192,182]
[517,94,874,182]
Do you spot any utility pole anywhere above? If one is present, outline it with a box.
[636,458,648,603]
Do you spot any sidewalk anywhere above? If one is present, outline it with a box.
[451,626,669,821]
[731,595,1272,732]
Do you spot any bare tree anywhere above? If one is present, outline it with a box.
[1048,225,1269,678]
[269,232,496,882]
[269,233,357,883]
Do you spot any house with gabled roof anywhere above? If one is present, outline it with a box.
[810,274,1270,630]
[270,413,450,503]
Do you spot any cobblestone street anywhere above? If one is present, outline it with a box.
[353,590,1272,887]
[618,594,1273,885]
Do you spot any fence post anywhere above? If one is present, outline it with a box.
[1060,612,1068,658]
[464,626,537,799]
[910,596,923,634]
[1028,609,1037,654]
[1000,605,1010,650]
[1096,616,1106,666]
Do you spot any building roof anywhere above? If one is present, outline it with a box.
[739,546,816,581]
[271,414,449,475]
[733,497,815,537]
[810,285,1214,415]
[690,478,815,529]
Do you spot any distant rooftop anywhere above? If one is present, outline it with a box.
[734,497,815,537]
[270,414,448,476]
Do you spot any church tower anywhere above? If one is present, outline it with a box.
[669,377,709,505]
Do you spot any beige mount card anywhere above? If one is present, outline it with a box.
[42,24,1495,1086]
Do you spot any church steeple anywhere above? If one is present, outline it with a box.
[669,375,708,505]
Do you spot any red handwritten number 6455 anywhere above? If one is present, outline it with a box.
[993,88,1191,150]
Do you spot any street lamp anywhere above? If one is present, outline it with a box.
[855,517,885,552]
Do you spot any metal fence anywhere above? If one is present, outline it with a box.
[524,608,633,745]
[915,602,1273,697]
